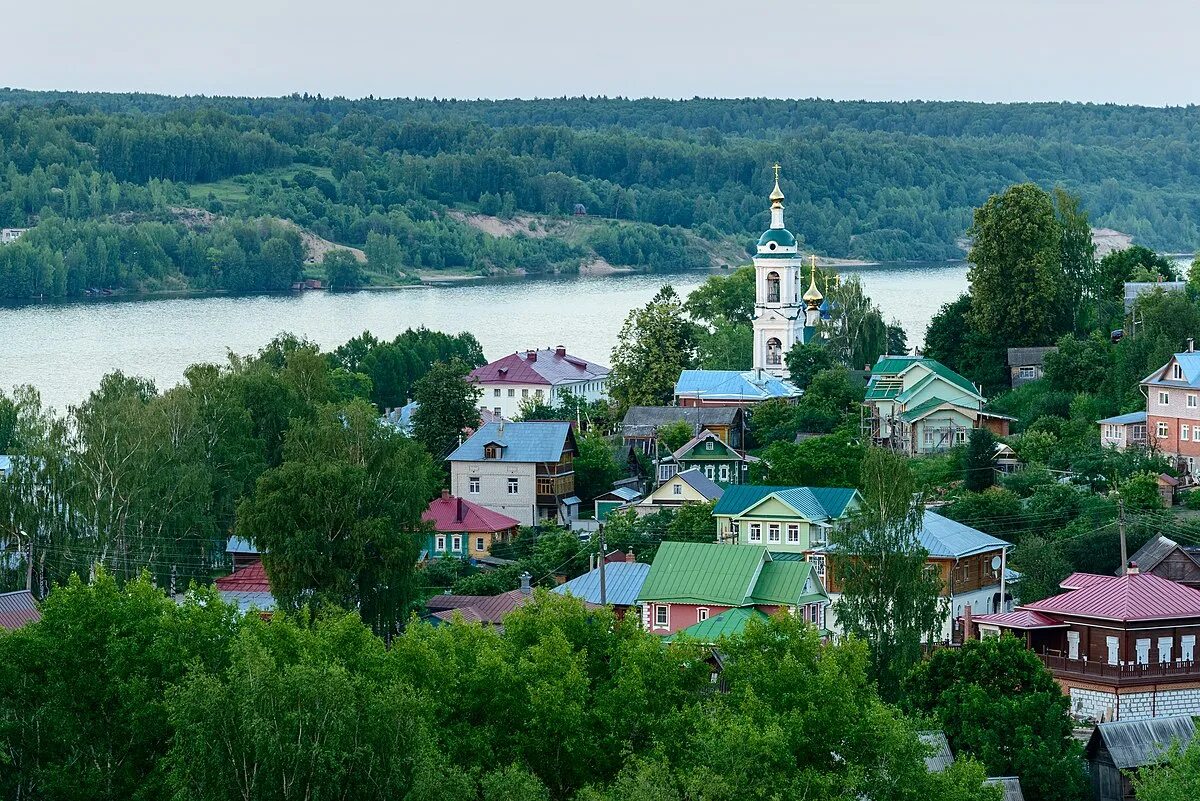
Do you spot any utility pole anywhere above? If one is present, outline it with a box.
[598,526,607,605]
[1118,499,1128,575]
[24,530,33,594]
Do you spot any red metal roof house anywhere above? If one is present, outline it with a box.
[422,490,520,560]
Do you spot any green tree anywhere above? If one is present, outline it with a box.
[967,184,1065,348]
[753,426,865,488]
[236,400,438,636]
[1097,245,1176,302]
[608,286,697,410]
[903,635,1088,801]
[964,427,997,492]
[410,359,483,462]
[831,447,946,700]
[1120,471,1164,511]
[574,433,620,503]
[784,341,836,389]
[324,249,363,290]
[1131,738,1200,801]
[694,320,752,370]
[683,266,755,325]
[656,420,694,453]
[886,319,908,355]
[1053,188,1096,334]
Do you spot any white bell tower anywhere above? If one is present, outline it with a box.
[752,165,819,378]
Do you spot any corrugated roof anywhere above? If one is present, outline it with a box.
[426,588,536,624]
[218,590,276,614]
[1006,347,1057,367]
[621,406,740,435]
[1143,351,1200,389]
[423,493,521,533]
[866,355,980,402]
[1059,572,1112,590]
[675,468,725,500]
[1024,571,1200,622]
[215,562,272,594]
[1085,715,1195,769]
[599,486,642,502]
[713,484,859,521]
[225,535,259,555]
[638,542,765,606]
[1122,534,1194,575]
[674,370,801,401]
[971,609,1068,630]
[749,560,825,605]
[0,590,40,630]
[918,731,955,773]
[919,511,1011,558]
[553,562,650,606]
[665,607,769,644]
[1097,411,1148,425]
[446,421,572,463]
[983,777,1025,801]
[672,430,745,462]
[470,349,609,387]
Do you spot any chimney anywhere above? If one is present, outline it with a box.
[526,349,537,362]
[519,571,532,595]
[555,345,567,358]
[1189,338,1195,353]
[1127,561,1140,575]
[456,497,465,524]
[962,603,974,642]
[440,489,450,501]
[625,550,636,563]
[497,419,505,436]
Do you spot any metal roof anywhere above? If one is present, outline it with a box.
[1006,347,1057,367]
[899,396,966,423]
[971,609,1068,630]
[665,607,769,644]
[0,590,40,630]
[866,355,980,402]
[598,486,642,502]
[713,484,859,521]
[446,421,572,463]
[674,369,801,401]
[1097,411,1148,425]
[1122,534,1198,575]
[553,562,651,607]
[1125,281,1186,313]
[470,349,609,387]
[1143,351,1200,389]
[1024,571,1200,622]
[983,777,1025,801]
[218,590,276,614]
[918,731,955,773]
[919,511,1012,558]
[672,430,745,462]
[748,560,824,605]
[225,535,259,555]
[674,468,725,500]
[638,542,822,607]
[1085,715,1195,769]
[621,406,741,435]
[423,493,521,533]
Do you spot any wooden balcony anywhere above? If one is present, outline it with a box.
[1037,653,1200,686]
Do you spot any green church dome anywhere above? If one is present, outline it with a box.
[757,228,797,249]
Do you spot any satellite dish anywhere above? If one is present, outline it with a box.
[991,555,1003,571]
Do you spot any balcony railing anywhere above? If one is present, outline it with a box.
[1037,652,1200,686]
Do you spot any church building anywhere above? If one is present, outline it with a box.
[752,166,823,379]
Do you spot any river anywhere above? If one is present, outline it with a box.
[1,262,969,410]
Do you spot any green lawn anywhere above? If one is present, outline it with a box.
[187,164,335,205]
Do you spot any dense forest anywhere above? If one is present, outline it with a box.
[1,90,1200,297]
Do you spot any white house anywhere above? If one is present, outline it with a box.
[470,346,609,419]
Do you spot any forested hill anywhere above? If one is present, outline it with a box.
[1,90,1199,298]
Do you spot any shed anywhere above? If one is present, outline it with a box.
[594,486,642,522]
[983,777,1025,801]
[918,730,955,773]
[1085,715,1195,801]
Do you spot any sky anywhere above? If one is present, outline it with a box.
[2,0,1198,105]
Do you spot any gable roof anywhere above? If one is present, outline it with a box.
[225,535,259,555]
[713,484,859,521]
[1143,351,1200,389]
[674,468,725,500]
[1122,534,1200,575]
[621,406,741,435]
[214,563,276,613]
[748,559,826,605]
[983,777,1025,801]
[971,609,1069,630]
[665,607,770,644]
[426,589,537,624]
[638,542,825,608]
[673,430,744,462]
[918,731,955,773]
[1006,347,1057,367]
[1085,715,1195,769]
[865,355,980,402]
[0,590,40,630]
[553,562,651,607]
[919,511,1011,558]
[674,370,801,402]
[446,421,572,463]
[1023,571,1200,622]
[899,396,976,423]
[470,349,609,387]
[424,493,521,533]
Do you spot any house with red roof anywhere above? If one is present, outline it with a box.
[214,562,276,615]
[0,589,40,630]
[969,564,1200,721]
[470,346,609,419]
[423,490,520,560]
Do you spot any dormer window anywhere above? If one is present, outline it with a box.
[483,443,503,459]
[1174,363,1184,380]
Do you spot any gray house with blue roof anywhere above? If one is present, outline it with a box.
[446,420,578,527]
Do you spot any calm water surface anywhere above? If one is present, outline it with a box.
[0,262,968,410]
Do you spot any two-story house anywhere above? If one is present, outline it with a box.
[713,484,861,552]
[814,510,1014,640]
[621,406,746,456]
[1142,343,1200,474]
[657,430,751,486]
[470,347,609,419]
[638,541,830,637]
[422,490,521,560]
[970,566,1200,721]
[863,355,1011,454]
[446,421,578,526]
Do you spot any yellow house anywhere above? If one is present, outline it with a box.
[634,467,725,515]
[712,485,861,553]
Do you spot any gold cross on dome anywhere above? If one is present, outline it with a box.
[810,254,817,269]
[772,163,781,182]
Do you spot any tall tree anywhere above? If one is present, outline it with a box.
[236,399,438,636]
[964,427,997,492]
[967,183,1065,348]
[1132,738,1200,801]
[410,359,483,462]
[608,286,697,410]
[1053,188,1096,334]
[830,447,946,700]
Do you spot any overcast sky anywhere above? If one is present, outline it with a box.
[2,0,1196,105]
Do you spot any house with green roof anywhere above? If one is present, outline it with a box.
[863,355,1011,454]
[660,429,751,486]
[638,541,830,637]
[712,484,861,553]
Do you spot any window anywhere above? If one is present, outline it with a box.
[535,389,544,397]
[705,440,714,451]
[705,465,715,480]
[493,388,501,397]
[537,477,553,495]
[768,524,781,543]
[435,535,446,552]
[1158,421,1170,438]
[954,429,968,445]
[1160,391,1170,405]
[1106,636,1120,666]
[1190,394,1197,408]
[1184,425,1191,441]
[507,478,519,494]
[452,535,462,552]
[1135,638,1150,665]
[719,464,730,482]
[787,524,800,544]
[810,525,827,547]
[508,389,516,397]
[672,483,682,495]
[1158,637,1173,664]
[484,444,502,459]
[468,476,480,494]
[766,337,783,366]
[749,523,762,543]
[493,407,502,416]
[697,607,709,622]
[522,389,529,398]
[1018,366,1036,379]
[1183,635,1196,662]
[1067,631,1080,660]
[809,554,826,579]
[1174,363,1184,379]
[655,605,669,627]
[766,271,780,303]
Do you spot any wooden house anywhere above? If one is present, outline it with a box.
[1122,534,1200,589]
[713,484,861,553]
[659,429,751,485]
[633,468,724,515]
[1085,715,1195,801]
[422,490,520,560]
[621,406,746,455]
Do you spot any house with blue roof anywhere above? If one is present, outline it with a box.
[863,355,1012,454]
[814,509,1015,641]
[446,420,578,527]
[1098,411,1148,451]
[1142,344,1200,474]
[713,484,861,554]
[553,557,650,618]
[674,368,801,408]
